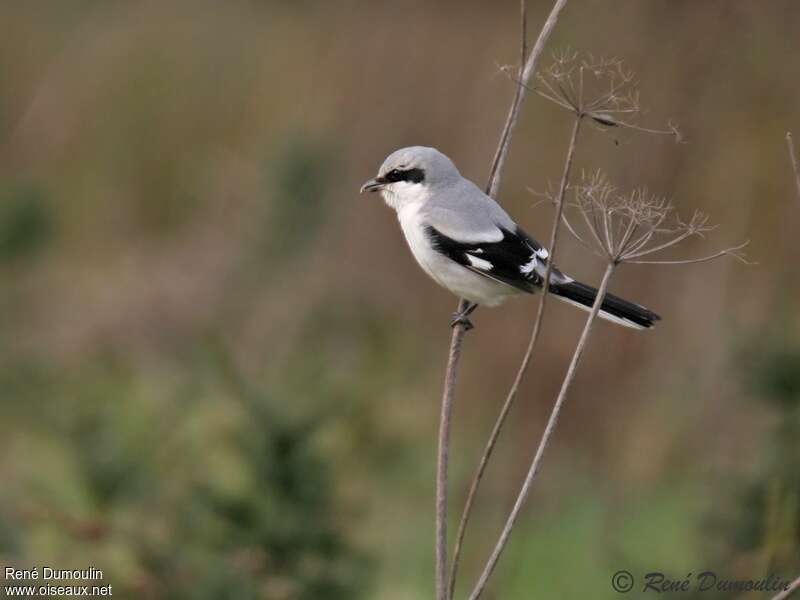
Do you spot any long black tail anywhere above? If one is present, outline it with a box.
[550,280,661,330]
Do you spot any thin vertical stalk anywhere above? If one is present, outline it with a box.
[448,115,583,599]
[435,305,466,600]
[773,136,800,600]
[435,2,569,598]
[468,261,617,600]
[786,132,800,203]
[487,0,570,199]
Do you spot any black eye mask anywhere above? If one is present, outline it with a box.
[384,168,425,183]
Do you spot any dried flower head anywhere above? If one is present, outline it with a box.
[559,171,750,264]
[533,50,681,141]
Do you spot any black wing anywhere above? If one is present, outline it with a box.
[425,225,553,293]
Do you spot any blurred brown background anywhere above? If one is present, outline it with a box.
[1,1,798,598]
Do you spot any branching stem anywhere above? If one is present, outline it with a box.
[434,2,569,598]
[467,261,616,600]
[447,115,583,599]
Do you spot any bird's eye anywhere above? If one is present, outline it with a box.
[385,169,402,182]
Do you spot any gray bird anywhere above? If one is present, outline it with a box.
[361,146,660,330]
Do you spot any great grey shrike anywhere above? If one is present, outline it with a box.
[361,146,660,330]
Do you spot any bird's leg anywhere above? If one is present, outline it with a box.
[450,302,478,330]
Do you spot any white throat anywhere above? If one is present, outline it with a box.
[381,181,430,211]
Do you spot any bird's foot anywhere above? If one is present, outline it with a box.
[450,302,478,331]
[450,313,474,331]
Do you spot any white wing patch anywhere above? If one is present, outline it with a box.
[520,247,550,276]
[519,253,537,275]
[466,254,493,271]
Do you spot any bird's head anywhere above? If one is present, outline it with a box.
[361,146,460,208]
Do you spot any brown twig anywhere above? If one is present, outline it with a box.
[435,2,569,599]
[772,575,800,600]
[787,132,800,203]
[447,115,583,599]
[467,261,617,600]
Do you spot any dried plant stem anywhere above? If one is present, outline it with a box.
[777,139,800,600]
[487,0,570,199]
[447,115,583,599]
[467,261,616,600]
[772,576,800,600]
[435,2,569,599]
[625,241,751,265]
[787,132,800,203]
[436,315,467,600]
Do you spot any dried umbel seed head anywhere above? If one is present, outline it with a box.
[534,50,682,142]
[562,171,750,264]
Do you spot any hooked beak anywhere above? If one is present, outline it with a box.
[360,176,387,193]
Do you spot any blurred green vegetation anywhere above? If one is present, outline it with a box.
[263,137,334,263]
[0,182,53,263]
[0,344,369,598]
[713,334,800,574]
[1,1,799,598]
